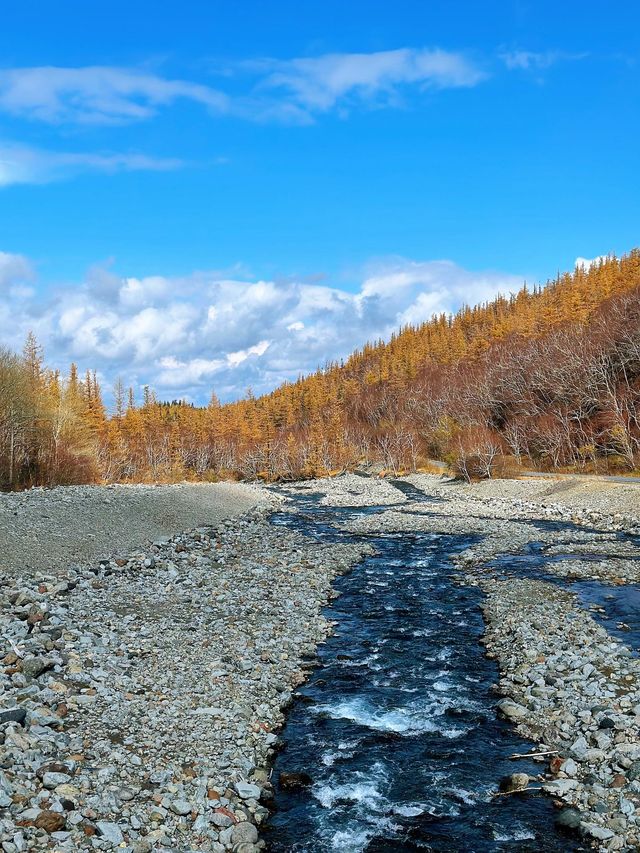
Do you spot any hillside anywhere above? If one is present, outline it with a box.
[2,251,640,488]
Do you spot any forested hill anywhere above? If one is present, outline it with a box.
[2,251,640,488]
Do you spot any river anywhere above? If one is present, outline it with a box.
[263,489,601,851]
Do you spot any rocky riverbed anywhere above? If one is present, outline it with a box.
[482,576,640,849]
[2,472,640,851]
[285,473,640,850]
[0,481,262,578]
[0,494,370,851]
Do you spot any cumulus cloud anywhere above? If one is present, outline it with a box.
[0,252,524,405]
[0,142,183,187]
[0,66,228,125]
[0,250,34,290]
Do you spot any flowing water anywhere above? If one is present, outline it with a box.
[263,491,600,852]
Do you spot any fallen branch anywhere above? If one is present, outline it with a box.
[508,750,557,760]
[492,786,544,797]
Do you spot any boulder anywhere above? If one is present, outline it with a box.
[279,771,313,790]
[496,699,528,721]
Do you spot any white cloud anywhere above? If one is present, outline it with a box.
[500,50,587,71]
[0,252,524,405]
[0,250,34,290]
[0,66,228,125]
[0,142,183,187]
[226,340,271,366]
[0,51,487,131]
[0,48,584,145]
[253,48,487,116]
[575,254,610,271]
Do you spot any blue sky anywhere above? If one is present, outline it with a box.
[0,1,638,402]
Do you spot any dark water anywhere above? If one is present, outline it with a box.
[264,493,589,852]
[489,540,640,653]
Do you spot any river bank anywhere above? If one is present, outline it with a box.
[0,486,371,851]
[288,473,640,850]
[0,482,265,578]
[1,474,640,850]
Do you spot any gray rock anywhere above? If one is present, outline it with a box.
[42,772,72,788]
[570,735,588,760]
[560,758,578,777]
[0,708,27,726]
[234,781,260,800]
[580,822,615,840]
[496,699,528,721]
[211,811,234,828]
[96,821,124,844]
[499,773,529,792]
[543,778,579,795]
[555,809,582,831]
[231,822,259,845]
[21,656,53,679]
[170,799,193,816]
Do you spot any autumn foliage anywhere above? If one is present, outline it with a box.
[2,251,640,489]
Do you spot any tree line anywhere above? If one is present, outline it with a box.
[2,251,640,489]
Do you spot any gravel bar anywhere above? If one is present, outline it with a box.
[2,473,640,851]
[0,489,370,851]
[0,482,265,578]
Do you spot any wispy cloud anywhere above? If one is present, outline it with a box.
[0,66,229,125]
[247,48,487,119]
[0,48,577,186]
[499,50,587,71]
[0,251,523,403]
[0,142,184,187]
[0,49,586,132]
[0,50,487,129]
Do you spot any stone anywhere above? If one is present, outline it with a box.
[234,782,260,800]
[0,708,27,726]
[279,771,312,790]
[543,778,579,795]
[499,773,529,792]
[580,823,615,841]
[42,771,72,788]
[33,811,66,833]
[212,809,235,828]
[627,761,640,782]
[96,821,124,844]
[570,735,588,760]
[496,699,528,721]
[231,822,259,845]
[560,758,578,777]
[555,809,582,832]
[170,799,193,816]
[21,656,54,679]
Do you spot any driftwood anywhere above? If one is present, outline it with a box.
[492,786,544,797]
[508,749,558,760]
